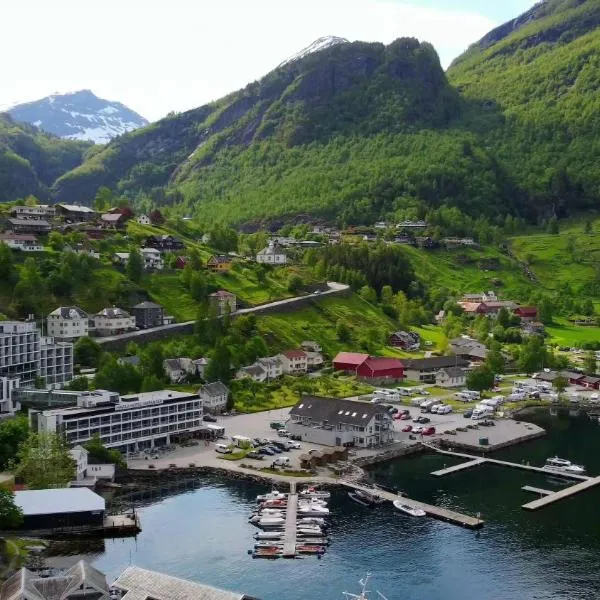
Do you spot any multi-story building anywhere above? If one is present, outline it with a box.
[31,390,204,454]
[132,301,165,329]
[198,382,229,415]
[93,307,136,336]
[0,321,41,387]
[0,377,19,414]
[256,241,287,265]
[40,336,74,386]
[208,290,237,315]
[10,204,55,220]
[140,248,164,271]
[47,306,89,341]
[278,350,308,375]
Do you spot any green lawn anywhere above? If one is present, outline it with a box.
[545,317,600,347]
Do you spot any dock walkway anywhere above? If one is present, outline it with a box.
[431,458,485,477]
[339,481,484,529]
[282,481,298,557]
[523,475,600,510]
[521,486,553,496]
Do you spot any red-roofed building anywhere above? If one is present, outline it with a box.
[333,352,370,373]
[356,357,405,382]
[514,306,538,321]
[279,349,308,374]
[458,301,489,315]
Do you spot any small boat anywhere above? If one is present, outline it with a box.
[298,498,327,506]
[260,508,286,516]
[249,514,285,525]
[297,526,323,535]
[299,486,331,499]
[260,499,288,508]
[298,506,330,516]
[393,499,426,517]
[544,456,586,475]
[298,537,329,545]
[348,489,384,508]
[296,545,326,554]
[254,531,283,540]
[254,541,283,549]
[252,548,282,559]
[343,574,389,600]
[297,517,325,526]
[256,489,287,502]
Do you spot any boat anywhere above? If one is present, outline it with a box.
[343,574,389,600]
[297,517,325,526]
[259,499,287,508]
[259,508,286,515]
[297,545,326,554]
[249,514,285,525]
[348,489,385,508]
[299,486,331,499]
[393,499,426,517]
[298,498,327,506]
[254,531,283,540]
[254,541,283,549]
[544,456,586,475]
[252,548,282,559]
[297,536,330,545]
[297,526,323,535]
[256,489,287,502]
[298,505,330,516]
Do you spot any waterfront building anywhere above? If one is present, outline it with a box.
[47,306,89,340]
[13,488,106,529]
[69,445,116,484]
[30,390,203,453]
[112,565,258,600]
[288,395,394,447]
[1,560,109,600]
[199,382,230,414]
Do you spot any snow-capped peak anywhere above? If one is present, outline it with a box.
[278,36,350,67]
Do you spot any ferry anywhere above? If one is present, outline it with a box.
[544,456,586,475]
[393,499,426,517]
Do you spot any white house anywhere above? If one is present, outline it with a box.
[141,247,164,270]
[47,306,89,341]
[305,351,324,369]
[86,463,116,482]
[257,356,284,380]
[237,364,267,382]
[436,367,467,388]
[256,241,287,265]
[208,290,237,315]
[93,308,136,336]
[163,358,196,383]
[278,350,308,375]
[198,381,230,414]
[137,214,151,225]
[69,445,89,481]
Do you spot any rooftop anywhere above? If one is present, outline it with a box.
[56,203,96,214]
[333,352,369,366]
[403,356,470,370]
[14,488,105,516]
[133,301,162,309]
[200,382,229,397]
[96,307,131,319]
[290,395,385,427]
[49,306,88,320]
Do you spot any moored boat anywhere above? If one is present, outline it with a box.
[254,531,283,540]
[392,499,426,517]
[256,489,287,502]
[299,486,331,499]
[297,517,325,526]
[348,489,384,508]
[544,456,586,475]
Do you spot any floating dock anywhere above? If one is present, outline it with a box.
[521,486,553,496]
[431,458,486,477]
[282,481,298,558]
[522,475,600,510]
[339,481,484,530]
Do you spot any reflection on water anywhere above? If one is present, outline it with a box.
[50,410,600,599]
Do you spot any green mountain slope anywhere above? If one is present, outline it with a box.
[0,114,91,201]
[448,0,600,217]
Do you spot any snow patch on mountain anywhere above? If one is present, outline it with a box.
[278,36,350,67]
[6,90,148,144]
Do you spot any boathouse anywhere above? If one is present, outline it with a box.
[13,488,105,530]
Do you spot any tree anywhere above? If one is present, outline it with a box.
[287,275,303,294]
[84,434,126,469]
[14,433,75,489]
[547,216,559,234]
[466,366,495,391]
[336,319,352,343]
[94,355,142,394]
[553,376,568,393]
[74,336,103,367]
[0,415,29,470]
[140,344,165,379]
[581,298,595,317]
[0,489,23,529]
[518,336,547,374]
[94,186,113,212]
[496,307,510,329]
[126,249,144,283]
[149,209,164,225]
[538,297,554,325]
[48,231,65,251]
[380,285,393,305]
[359,285,377,304]
[584,220,593,235]
[141,374,164,392]
[485,342,505,374]
[0,243,16,285]
[583,351,597,375]
[14,258,47,317]
[205,340,232,383]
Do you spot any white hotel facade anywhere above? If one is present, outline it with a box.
[31,390,204,454]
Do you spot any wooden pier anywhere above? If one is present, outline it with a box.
[522,475,600,510]
[521,485,553,496]
[339,481,484,530]
[282,481,298,557]
[431,458,486,477]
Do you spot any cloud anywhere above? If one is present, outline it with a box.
[1,0,496,121]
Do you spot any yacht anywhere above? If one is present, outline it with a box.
[299,486,331,499]
[298,503,330,516]
[348,489,385,508]
[393,499,426,517]
[544,456,586,475]
[256,489,287,502]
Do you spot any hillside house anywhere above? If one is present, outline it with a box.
[55,203,97,223]
[514,306,538,322]
[237,363,267,382]
[100,212,127,229]
[436,367,467,388]
[93,307,136,336]
[207,254,232,272]
[389,330,420,351]
[279,350,308,375]
[332,352,370,374]
[403,356,469,384]
[458,301,490,315]
[47,306,89,341]
[461,291,498,303]
[141,247,164,270]
[132,301,165,329]
[163,358,196,383]
[145,235,184,252]
[256,241,287,264]
[209,290,237,315]
[356,357,405,382]
[10,205,55,220]
[0,233,43,252]
[450,337,488,362]
[137,214,151,225]
[7,218,51,234]
[257,356,283,379]
[199,381,230,414]
[482,300,519,315]
[288,396,394,448]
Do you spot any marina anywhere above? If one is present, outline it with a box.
[522,475,600,511]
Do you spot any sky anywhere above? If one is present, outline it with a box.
[1,0,539,122]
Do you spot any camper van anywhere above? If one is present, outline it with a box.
[373,389,400,401]
[420,399,442,412]
[455,392,474,403]
[231,435,254,449]
[471,406,494,420]
[215,444,232,454]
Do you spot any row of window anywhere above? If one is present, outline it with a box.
[66,420,202,444]
[64,409,201,430]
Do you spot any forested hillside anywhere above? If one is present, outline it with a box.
[0,115,91,202]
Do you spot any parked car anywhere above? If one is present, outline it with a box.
[271,441,290,451]
[267,445,283,454]
[277,429,290,437]
[259,447,275,456]
[401,425,413,432]
[412,426,424,435]
[422,426,436,436]
[247,451,264,460]
[215,444,231,454]
[463,409,473,418]
[273,456,291,467]
[286,441,301,449]
[400,412,411,420]
[203,414,217,422]
[415,416,430,424]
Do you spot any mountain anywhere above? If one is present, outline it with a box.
[7,90,148,144]
[0,114,91,202]
[53,37,512,225]
[277,36,350,67]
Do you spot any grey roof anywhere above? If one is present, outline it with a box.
[439,366,466,378]
[164,359,183,372]
[535,371,559,382]
[257,242,286,256]
[14,488,105,516]
[200,382,230,397]
[96,307,131,318]
[7,218,51,227]
[56,204,96,214]
[241,364,266,377]
[290,395,384,427]
[258,356,282,368]
[113,566,245,600]
[133,301,162,309]
[403,356,469,371]
[49,306,88,319]
[0,561,108,600]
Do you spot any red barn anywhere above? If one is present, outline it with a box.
[356,357,405,381]
[332,352,369,374]
[514,306,538,321]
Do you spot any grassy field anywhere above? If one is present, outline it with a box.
[510,218,600,293]
[545,317,600,347]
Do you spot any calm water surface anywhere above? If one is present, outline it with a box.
[87,409,600,600]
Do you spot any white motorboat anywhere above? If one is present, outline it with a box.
[297,517,325,526]
[254,541,283,549]
[393,499,426,517]
[544,456,586,475]
[299,486,331,499]
[297,526,323,536]
[256,517,285,527]
[256,489,287,502]
[254,531,283,540]
[298,505,330,516]
[343,574,389,600]
[258,508,286,516]
[298,498,327,506]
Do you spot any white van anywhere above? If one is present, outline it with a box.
[273,456,291,467]
[397,388,412,396]
[215,443,231,454]
[455,392,473,402]
[231,435,253,449]
[420,399,442,412]
[437,405,453,414]
[463,390,481,400]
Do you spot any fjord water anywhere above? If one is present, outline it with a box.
[92,409,600,600]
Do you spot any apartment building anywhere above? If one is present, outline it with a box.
[40,336,74,386]
[0,321,41,386]
[0,377,19,414]
[31,390,204,454]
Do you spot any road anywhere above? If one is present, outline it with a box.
[97,281,349,347]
